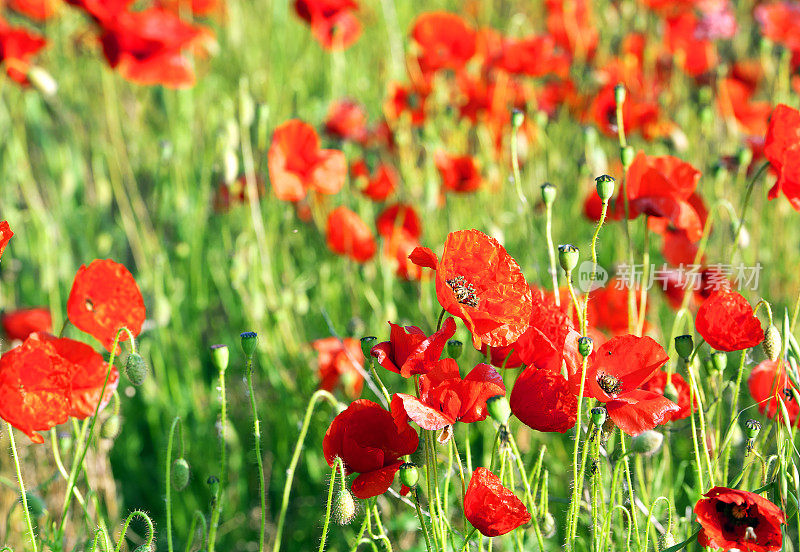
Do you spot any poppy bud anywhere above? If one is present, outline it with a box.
[102,415,122,440]
[240,331,258,359]
[210,344,229,374]
[487,395,511,425]
[737,147,753,168]
[674,334,694,360]
[333,489,356,525]
[534,110,548,129]
[360,336,377,358]
[511,109,525,129]
[207,475,220,498]
[614,83,626,106]
[663,382,679,403]
[660,532,676,551]
[590,406,607,428]
[447,339,463,359]
[699,106,714,126]
[541,182,556,206]
[125,353,148,386]
[763,325,781,362]
[745,419,761,439]
[711,351,727,373]
[631,430,664,456]
[578,336,593,357]
[541,511,556,538]
[25,492,46,518]
[399,462,420,488]
[172,458,191,491]
[594,175,615,201]
[621,145,635,167]
[558,244,579,273]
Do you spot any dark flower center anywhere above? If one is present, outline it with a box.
[446,275,479,308]
[715,500,760,534]
[597,374,622,395]
[784,388,794,401]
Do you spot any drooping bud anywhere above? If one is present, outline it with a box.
[447,339,463,359]
[711,352,727,373]
[210,344,229,374]
[125,353,148,386]
[333,489,356,525]
[361,336,378,358]
[101,415,122,440]
[558,244,579,273]
[631,430,664,457]
[172,458,191,491]
[745,419,761,440]
[240,331,258,359]
[541,182,557,206]
[621,145,635,167]
[594,175,615,201]
[590,406,607,428]
[763,325,781,362]
[542,512,556,538]
[399,462,420,488]
[511,108,525,129]
[487,395,511,425]
[578,336,594,358]
[674,335,694,360]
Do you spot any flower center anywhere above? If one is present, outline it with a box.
[446,275,479,308]
[597,374,622,395]
[731,504,748,519]
[784,388,794,401]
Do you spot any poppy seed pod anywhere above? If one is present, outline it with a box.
[541,182,556,206]
[210,344,229,374]
[621,145,635,167]
[744,419,761,439]
[125,353,148,386]
[511,109,524,129]
[711,352,727,373]
[333,489,356,525]
[172,458,191,491]
[447,339,463,359]
[578,336,593,357]
[675,335,694,360]
[487,395,511,425]
[558,244,579,273]
[360,336,378,358]
[399,462,420,488]
[240,331,258,358]
[594,175,615,201]
[631,430,664,456]
[590,406,607,428]
[763,325,781,362]
[614,83,626,105]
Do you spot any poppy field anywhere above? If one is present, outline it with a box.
[4,0,800,551]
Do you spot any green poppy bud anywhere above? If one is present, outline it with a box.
[558,244,579,273]
[674,335,694,360]
[210,345,229,374]
[125,353,148,386]
[511,109,525,129]
[102,415,122,440]
[240,331,258,358]
[447,339,463,359]
[541,182,557,206]
[737,147,753,168]
[207,475,220,499]
[172,458,191,491]
[763,325,781,362]
[744,419,761,439]
[334,489,356,525]
[631,430,664,456]
[621,145,635,168]
[711,352,728,373]
[614,83,626,105]
[578,336,594,357]
[590,406,607,428]
[399,462,420,488]
[595,175,616,201]
[361,336,378,358]
[486,395,511,425]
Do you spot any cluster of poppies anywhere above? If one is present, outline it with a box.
[0,0,216,88]
[0,220,145,443]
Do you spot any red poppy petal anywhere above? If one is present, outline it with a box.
[351,462,402,499]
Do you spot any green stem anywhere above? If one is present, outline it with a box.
[7,422,38,552]
[114,510,154,552]
[247,357,267,552]
[619,436,641,550]
[544,200,560,306]
[413,488,434,552]
[566,356,590,550]
[166,417,182,552]
[208,350,228,552]
[319,460,340,552]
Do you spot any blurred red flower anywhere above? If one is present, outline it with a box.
[489,34,570,77]
[384,81,429,126]
[375,204,421,240]
[0,221,12,259]
[695,289,764,352]
[411,11,476,74]
[371,317,456,378]
[695,487,785,551]
[8,0,60,20]
[156,0,222,17]
[464,467,531,536]
[325,99,368,143]
[0,21,47,84]
[510,367,577,433]
[764,104,800,211]
[268,119,346,202]
[66,259,146,352]
[435,152,481,193]
[391,360,504,434]
[382,229,426,281]
[311,337,363,398]
[640,369,693,422]
[326,206,376,263]
[2,308,52,342]
[748,359,800,426]
[409,229,533,348]
[545,0,598,59]
[756,2,800,68]
[354,162,398,202]
[664,12,715,77]
[323,399,418,499]
[717,72,771,136]
[66,0,132,21]
[294,0,361,50]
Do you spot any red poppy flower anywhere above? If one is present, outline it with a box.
[375,204,421,240]
[410,12,476,74]
[8,0,60,20]
[764,104,800,211]
[326,206,376,263]
[66,0,132,21]
[589,84,666,140]
[545,0,598,59]
[384,81,429,126]
[756,2,800,66]
[464,467,531,537]
[748,360,800,426]
[391,360,505,434]
[156,0,222,17]
[664,12,715,77]
[717,76,771,137]
[510,367,577,433]
[0,21,47,84]
[640,370,693,422]
[268,120,347,202]
[696,289,764,352]
[490,34,570,77]
[357,163,398,202]
[585,280,647,336]
[0,221,12,259]
[294,0,361,50]
[325,99,368,143]
[2,308,52,342]
[695,487,785,551]
[586,335,679,435]
[409,229,533,348]
[312,337,363,398]
[66,259,146,352]
[371,317,456,378]
[382,229,426,281]
[435,152,481,193]
[323,399,419,499]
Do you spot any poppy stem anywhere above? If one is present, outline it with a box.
[246,357,267,552]
[506,432,546,551]
[368,356,392,406]
[729,161,769,265]
[208,346,228,552]
[113,510,154,552]
[635,218,650,337]
[544,194,560,307]
[510,116,529,210]
[6,422,38,552]
[318,459,340,552]
[166,416,183,552]
[618,436,642,550]
[436,308,446,332]
[582,198,609,329]
[721,350,750,484]
[413,488,435,552]
[459,527,477,552]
